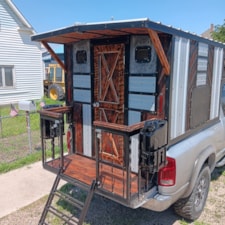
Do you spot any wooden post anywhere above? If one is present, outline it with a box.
[41,41,67,72]
[147,29,170,75]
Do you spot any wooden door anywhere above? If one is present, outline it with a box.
[93,43,125,165]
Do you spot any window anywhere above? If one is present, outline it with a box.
[135,46,151,63]
[0,66,14,88]
[76,50,87,64]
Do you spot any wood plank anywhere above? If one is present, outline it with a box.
[93,120,145,133]
[46,154,138,197]
[41,41,66,72]
[147,29,170,75]
[73,103,83,154]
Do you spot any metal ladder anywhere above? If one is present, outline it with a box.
[39,170,97,225]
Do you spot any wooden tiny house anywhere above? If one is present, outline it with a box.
[32,19,225,224]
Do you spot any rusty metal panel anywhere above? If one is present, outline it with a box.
[190,86,211,128]
[210,47,224,119]
[170,37,190,139]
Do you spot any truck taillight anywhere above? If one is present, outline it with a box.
[158,157,176,186]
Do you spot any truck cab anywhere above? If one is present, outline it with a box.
[32,18,225,224]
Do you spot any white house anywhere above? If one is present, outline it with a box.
[0,0,44,106]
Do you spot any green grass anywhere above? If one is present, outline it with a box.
[0,97,65,173]
[0,150,42,174]
[0,97,64,138]
[0,145,63,174]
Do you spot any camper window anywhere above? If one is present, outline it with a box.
[76,50,87,64]
[135,46,151,63]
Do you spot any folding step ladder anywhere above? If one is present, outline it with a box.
[39,170,97,225]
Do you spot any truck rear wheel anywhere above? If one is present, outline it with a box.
[48,84,64,100]
[174,166,210,221]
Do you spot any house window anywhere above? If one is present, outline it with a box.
[0,66,14,88]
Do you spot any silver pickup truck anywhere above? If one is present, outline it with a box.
[142,107,225,220]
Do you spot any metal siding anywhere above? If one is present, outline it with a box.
[198,42,208,57]
[129,76,156,93]
[73,40,91,73]
[210,47,224,119]
[0,0,43,105]
[130,134,139,173]
[128,110,141,173]
[170,37,190,139]
[73,75,91,88]
[129,94,155,111]
[83,104,92,157]
[128,110,141,125]
[129,35,157,74]
[73,89,91,103]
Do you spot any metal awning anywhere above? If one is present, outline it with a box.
[32,18,225,47]
[31,18,224,76]
[31,18,168,44]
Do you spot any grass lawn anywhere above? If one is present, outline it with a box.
[0,97,63,137]
[0,97,64,173]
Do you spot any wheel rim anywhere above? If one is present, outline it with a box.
[194,174,208,211]
[50,89,58,100]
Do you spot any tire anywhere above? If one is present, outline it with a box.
[174,166,210,221]
[48,84,64,100]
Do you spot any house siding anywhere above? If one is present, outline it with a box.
[0,0,43,105]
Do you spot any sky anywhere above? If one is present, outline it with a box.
[12,0,225,36]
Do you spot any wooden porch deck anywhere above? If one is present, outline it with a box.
[46,154,139,198]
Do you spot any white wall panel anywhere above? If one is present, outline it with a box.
[0,1,43,104]
[210,47,224,119]
[170,37,190,139]
[83,104,92,157]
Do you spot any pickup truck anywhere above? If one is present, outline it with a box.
[32,18,225,224]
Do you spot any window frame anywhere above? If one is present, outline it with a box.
[0,65,15,88]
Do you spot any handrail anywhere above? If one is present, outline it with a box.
[38,106,72,119]
[93,120,146,134]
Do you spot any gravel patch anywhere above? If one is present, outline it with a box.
[0,166,224,225]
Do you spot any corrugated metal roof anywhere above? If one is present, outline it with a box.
[31,18,225,47]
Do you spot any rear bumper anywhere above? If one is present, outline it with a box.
[139,183,188,212]
[141,194,173,211]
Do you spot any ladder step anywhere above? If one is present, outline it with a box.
[48,206,79,225]
[54,190,85,210]
[39,168,97,225]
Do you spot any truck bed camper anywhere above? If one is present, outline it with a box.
[32,18,225,224]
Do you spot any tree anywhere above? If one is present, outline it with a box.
[212,19,225,43]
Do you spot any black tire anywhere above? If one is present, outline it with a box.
[174,166,210,221]
[48,84,64,100]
